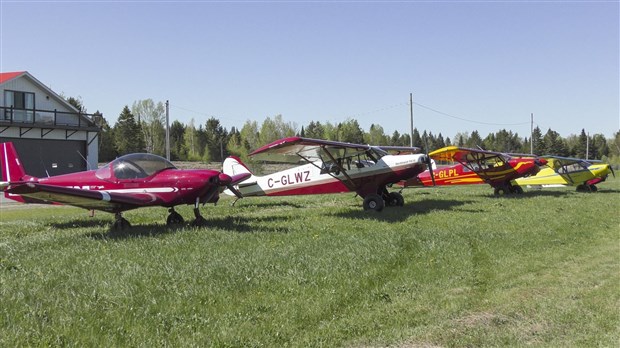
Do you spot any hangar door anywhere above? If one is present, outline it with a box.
[0,138,87,179]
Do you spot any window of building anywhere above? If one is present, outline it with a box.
[4,90,35,122]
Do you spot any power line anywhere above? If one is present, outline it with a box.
[413,102,530,127]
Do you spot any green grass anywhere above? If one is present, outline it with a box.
[1,180,618,347]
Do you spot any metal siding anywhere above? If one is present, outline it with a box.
[0,138,87,179]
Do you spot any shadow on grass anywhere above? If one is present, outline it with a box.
[332,199,474,222]
[84,214,293,240]
[229,201,306,209]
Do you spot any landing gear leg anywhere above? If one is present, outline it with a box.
[112,212,131,230]
[192,198,207,226]
[166,207,185,225]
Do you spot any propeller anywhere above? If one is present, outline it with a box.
[424,155,436,186]
[609,165,616,178]
[422,136,436,186]
[218,172,244,199]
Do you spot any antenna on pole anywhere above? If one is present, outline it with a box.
[409,93,414,147]
[165,100,170,160]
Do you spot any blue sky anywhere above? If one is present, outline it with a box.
[1,1,618,142]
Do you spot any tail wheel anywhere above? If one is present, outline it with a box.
[363,194,385,212]
[494,186,507,196]
[386,192,404,207]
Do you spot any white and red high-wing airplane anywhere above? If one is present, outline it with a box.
[223,137,430,211]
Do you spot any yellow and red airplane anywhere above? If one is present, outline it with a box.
[513,156,614,192]
[405,146,546,195]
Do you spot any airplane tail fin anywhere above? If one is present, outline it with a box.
[223,156,254,178]
[222,156,257,197]
[1,142,35,202]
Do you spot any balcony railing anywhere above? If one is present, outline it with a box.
[0,106,101,129]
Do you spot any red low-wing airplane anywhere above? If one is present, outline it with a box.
[222,137,431,211]
[0,142,250,229]
[405,146,547,195]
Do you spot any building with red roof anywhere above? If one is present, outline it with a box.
[0,71,101,178]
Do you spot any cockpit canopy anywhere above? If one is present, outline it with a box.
[96,153,176,180]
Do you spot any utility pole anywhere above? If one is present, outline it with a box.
[530,113,534,154]
[165,100,170,160]
[409,93,414,147]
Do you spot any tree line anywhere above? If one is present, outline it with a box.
[79,99,619,165]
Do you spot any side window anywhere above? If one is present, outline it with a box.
[114,160,147,180]
[4,90,35,122]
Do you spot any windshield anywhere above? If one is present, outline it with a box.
[96,153,176,180]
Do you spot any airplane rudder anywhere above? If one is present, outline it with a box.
[1,142,28,182]
[223,156,253,176]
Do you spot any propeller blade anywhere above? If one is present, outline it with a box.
[226,183,244,199]
[610,166,616,178]
[425,155,436,186]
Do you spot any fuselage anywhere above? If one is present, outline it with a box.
[5,153,225,210]
[236,153,428,197]
[514,163,612,187]
[412,158,541,188]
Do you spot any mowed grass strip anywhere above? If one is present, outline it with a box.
[0,180,618,347]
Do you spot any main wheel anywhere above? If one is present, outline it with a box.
[494,186,507,196]
[511,185,524,194]
[363,194,385,212]
[112,217,131,230]
[386,192,404,207]
[589,184,598,192]
[166,211,185,225]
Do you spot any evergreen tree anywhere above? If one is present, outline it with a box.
[305,121,325,139]
[113,106,144,155]
[531,126,544,155]
[96,111,117,162]
[591,133,609,160]
[411,128,422,148]
[169,120,186,160]
[390,130,401,146]
[466,130,483,149]
[543,129,568,156]
[575,129,588,159]
[436,133,446,149]
[203,117,228,162]
[227,128,248,159]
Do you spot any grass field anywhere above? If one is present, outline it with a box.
[1,179,618,347]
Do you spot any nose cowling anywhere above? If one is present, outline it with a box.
[536,158,548,166]
[218,173,232,186]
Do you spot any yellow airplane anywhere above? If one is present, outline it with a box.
[514,156,614,192]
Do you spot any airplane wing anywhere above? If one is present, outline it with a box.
[377,146,422,155]
[250,137,378,163]
[429,146,506,163]
[5,183,160,212]
[539,156,593,172]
